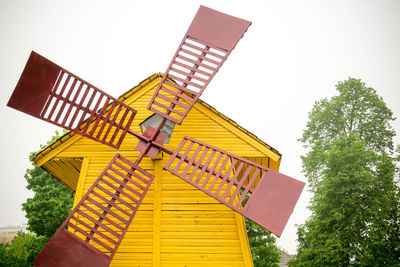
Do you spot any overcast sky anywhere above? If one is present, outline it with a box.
[0,0,399,254]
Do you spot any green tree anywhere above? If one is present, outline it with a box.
[289,78,399,266]
[0,131,75,266]
[0,232,47,267]
[22,131,74,238]
[22,159,74,238]
[0,242,10,266]
[246,219,281,267]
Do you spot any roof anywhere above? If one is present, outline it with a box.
[34,73,281,164]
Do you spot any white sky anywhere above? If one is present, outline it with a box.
[0,0,399,255]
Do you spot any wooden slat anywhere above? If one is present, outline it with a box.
[156,92,190,109]
[89,98,111,136]
[48,75,73,120]
[70,215,117,245]
[54,78,78,123]
[86,195,129,225]
[221,162,243,201]
[228,165,252,205]
[76,210,121,239]
[175,54,216,72]
[68,85,91,128]
[160,85,194,102]
[183,41,225,59]
[201,152,223,188]
[214,159,237,197]
[172,60,213,78]
[109,163,146,190]
[81,203,124,231]
[153,100,184,116]
[82,93,104,134]
[41,71,64,118]
[77,87,97,129]
[167,74,202,91]
[182,144,202,176]
[109,108,129,145]
[194,150,216,184]
[67,222,113,252]
[170,66,208,84]
[163,80,197,97]
[95,183,136,212]
[102,104,122,142]
[174,141,195,172]
[187,147,209,181]
[179,48,221,66]
[104,172,143,198]
[236,168,260,208]
[207,155,230,193]
[90,189,131,217]
[96,102,116,139]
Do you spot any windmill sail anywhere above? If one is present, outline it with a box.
[164,136,305,237]
[148,5,251,124]
[33,154,154,266]
[8,51,137,149]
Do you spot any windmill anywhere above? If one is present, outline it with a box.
[7,6,304,267]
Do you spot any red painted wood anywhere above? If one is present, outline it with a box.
[7,51,137,149]
[8,51,61,117]
[34,154,154,265]
[164,137,305,237]
[33,230,110,267]
[148,6,251,124]
[244,170,305,237]
[135,126,168,159]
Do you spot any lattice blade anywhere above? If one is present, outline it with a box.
[164,137,305,237]
[33,154,154,266]
[8,51,137,149]
[148,6,251,124]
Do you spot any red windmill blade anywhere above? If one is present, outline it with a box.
[33,154,154,267]
[164,136,305,237]
[148,5,251,124]
[7,51,137,149]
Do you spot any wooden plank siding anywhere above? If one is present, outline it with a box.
[35,73,282,266]
[158,156,250,267]
[42,158,83,190]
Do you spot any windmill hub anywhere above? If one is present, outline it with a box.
[135,124,169,159]
[140,113,175,143]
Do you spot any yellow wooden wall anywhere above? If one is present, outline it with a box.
[36,74,281,266]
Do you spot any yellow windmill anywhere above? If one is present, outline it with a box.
[7,6,304,267]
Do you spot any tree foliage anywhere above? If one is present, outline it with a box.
[22,160,74,238]
[0,131,75,266]
[0,232,47,267]
[22,131,74,238]
[245,219,281,267]
[289,78,400,266]
[300,78,395,188]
